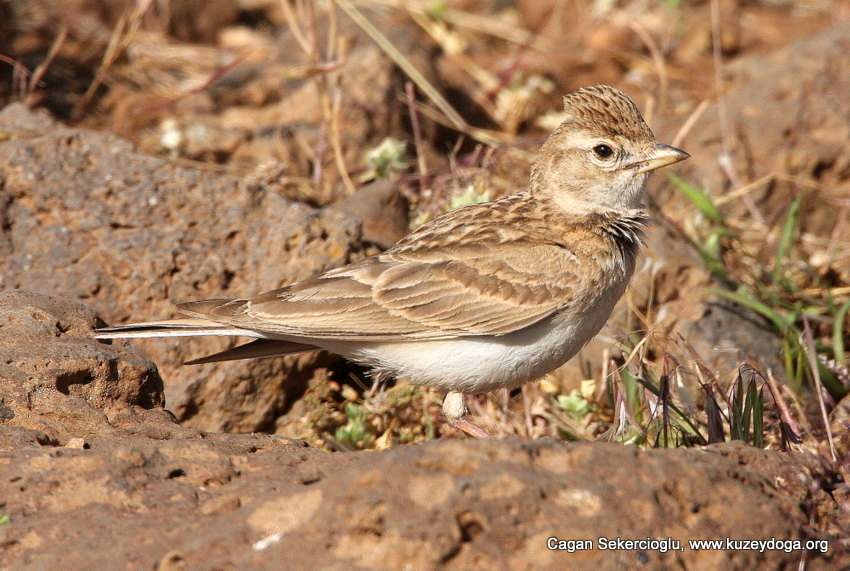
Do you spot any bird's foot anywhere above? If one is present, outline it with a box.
[442,391,491,438]
[449,417,492,439]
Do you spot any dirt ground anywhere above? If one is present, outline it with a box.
[1,0,849,569]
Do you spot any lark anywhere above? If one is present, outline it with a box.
[95,85,689,437]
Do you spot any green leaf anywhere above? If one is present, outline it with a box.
[834,299,850,367]
[752,387,765,448]
[667,173,725,224]
[620,368,642,415]
[772,194,802,286]
[555,390,591,422]
[335,403,372,448]
[708,288,792,332]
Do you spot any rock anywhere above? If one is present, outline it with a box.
[0,438,842,570]
[0,290,190,443]
[0,426,56,449]
[0,104,364,433]
[328,179,410,249]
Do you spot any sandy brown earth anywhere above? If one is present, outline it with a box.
[1,1,849,569]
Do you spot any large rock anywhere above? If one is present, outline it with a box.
[0,104,363,433]
[0,290,190,443]
[0,436,842,570]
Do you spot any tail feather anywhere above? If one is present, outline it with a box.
[184,339,317,365]
[94,312,320,364]
[93,318,266,340]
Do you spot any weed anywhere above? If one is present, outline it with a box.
[664,172,847,458]
[669,173,848,400]
[334,402,374,449]
[363,137,408,181]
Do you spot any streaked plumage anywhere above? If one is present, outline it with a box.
[94,85,689,437]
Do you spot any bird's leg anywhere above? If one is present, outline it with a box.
[442,391,491,438]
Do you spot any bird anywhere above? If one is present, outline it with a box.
[94,85,689,438]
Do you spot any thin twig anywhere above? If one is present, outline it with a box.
[312,124,328,188]
[521,384,534,438]
[802,285,850,298]
[710,0,766,226]
[404,96,508,148]
[713,173,774,208]
[824,186,850,267]
[333,0,471,134]
[326,0,339,61]
[671,98,710,149]
[77,0,155,117]
[629,21,667,111]
[330,83,357,195]
[0,55,32,100]
[279,0,313,53]
[286,0,356,197]
[324,2,356,195]
[405,82,429,196]
[25,24,67,107]
[710,0,734,181]
[764,368,802,445]
[367,0,556,51]
[800,315,837,461]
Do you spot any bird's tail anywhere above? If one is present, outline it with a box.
[93,319,317,364]
[93,318,254,340]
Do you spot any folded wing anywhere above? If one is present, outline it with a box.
[185,239,583,341]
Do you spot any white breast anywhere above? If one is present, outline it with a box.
[322,288,622,394]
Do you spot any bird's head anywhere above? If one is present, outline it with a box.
[530,85,689,213]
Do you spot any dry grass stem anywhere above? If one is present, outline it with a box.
[712,173,775,208]
[801,315,837,461]
[330,86,357,195]
[279,0,314,53]
[764,368,802,443]
[334,0,480,139]
[825,187,850,265]
[0,55,32,100]
[629,21,668,110]
[406,82,430,195]
[369,0,555,51]
[78,0,154,116]
[25,24,67,107]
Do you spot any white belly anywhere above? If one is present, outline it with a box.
[321,297,618,395]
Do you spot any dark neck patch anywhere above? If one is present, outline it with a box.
[597,211,650,263]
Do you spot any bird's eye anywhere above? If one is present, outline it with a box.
[593,144,614,159]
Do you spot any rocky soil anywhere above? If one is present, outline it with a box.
[1,1,849,569]
[0,290,842,568]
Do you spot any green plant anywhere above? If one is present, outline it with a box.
[668,174,848,400]
[363,137,408,181]
[555,390,591,423]
[729,369,765,448]
[335,402,373,449]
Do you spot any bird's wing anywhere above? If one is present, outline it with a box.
[181,238,585,341]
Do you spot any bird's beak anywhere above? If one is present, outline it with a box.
[634,143,690,173]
